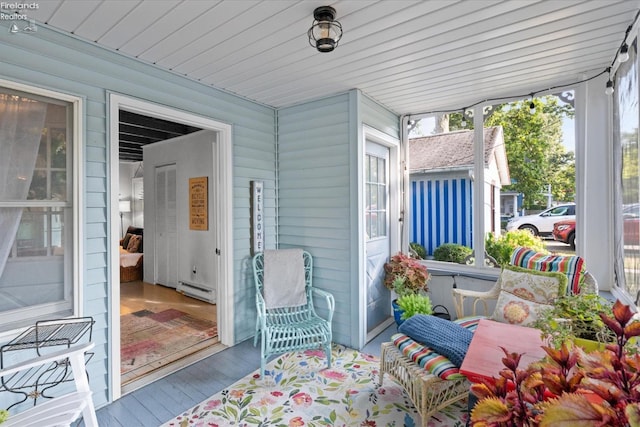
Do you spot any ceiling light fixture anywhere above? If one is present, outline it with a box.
[308,6,342,53]
[460,110,467,128]
[618,42,630,63]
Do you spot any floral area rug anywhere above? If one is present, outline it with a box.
[121,308,218,384]
[161,344,468,427]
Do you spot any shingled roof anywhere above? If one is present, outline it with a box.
[409,126,510,185]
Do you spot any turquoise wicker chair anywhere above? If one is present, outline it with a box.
[253,250,335,377]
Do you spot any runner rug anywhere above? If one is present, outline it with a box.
[121,308,218,383]
[161,344,468,427]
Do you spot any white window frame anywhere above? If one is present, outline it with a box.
[0,79,83,340]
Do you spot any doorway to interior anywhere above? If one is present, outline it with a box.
[109,94,234,400]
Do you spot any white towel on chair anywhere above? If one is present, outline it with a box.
[263,248,307,309]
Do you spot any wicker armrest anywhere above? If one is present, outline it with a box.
[452,281,500,319]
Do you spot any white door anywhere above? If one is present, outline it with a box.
[155,164,178,287]
[365,141,391,339]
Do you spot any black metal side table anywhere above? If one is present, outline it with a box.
[0,317,94,409]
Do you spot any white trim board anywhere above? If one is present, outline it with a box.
[108,93,234,401]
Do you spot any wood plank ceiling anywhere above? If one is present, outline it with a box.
[119,111,200,162]
[16,0,639,159]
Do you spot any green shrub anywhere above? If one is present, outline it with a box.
[433,243,473,264]
[485,230,547,266]
[396,293,432,320]
[409,242,427,259]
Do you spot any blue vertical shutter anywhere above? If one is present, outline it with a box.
[410,177,472,255]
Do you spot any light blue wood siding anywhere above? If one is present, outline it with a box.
[277,91,399,348]
[0,22,276,406]
[277,94,352,345]
[361,95,400,138]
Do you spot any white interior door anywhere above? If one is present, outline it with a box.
[155,164,177,287]
[365,141,391,339]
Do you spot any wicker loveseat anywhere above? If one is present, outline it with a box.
[120,226,143,283]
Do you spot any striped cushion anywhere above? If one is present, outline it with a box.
[510,247,586,295]
[392,316,483,380]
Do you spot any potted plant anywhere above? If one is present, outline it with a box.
[532,293,615,350]
[384,252,430,325]
[383,252,430,295]
[470,300,640,426]
[396,293,432,321]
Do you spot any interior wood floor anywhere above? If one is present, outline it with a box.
[120,280,219,390]
[121,280,217,322]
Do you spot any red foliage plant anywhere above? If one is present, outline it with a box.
[383,252,429,295]
[469,300,640,427]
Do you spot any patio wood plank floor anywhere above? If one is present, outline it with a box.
[92,323,397,426]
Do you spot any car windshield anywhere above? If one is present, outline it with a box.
[546,206,569,216]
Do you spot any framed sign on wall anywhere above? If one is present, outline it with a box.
[189,176,208,230]
[251,180,264,255]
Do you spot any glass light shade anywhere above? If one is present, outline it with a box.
[618,43,629,63]
[308,6,343,53]
[605,80,614,95]
[119,200,131,212]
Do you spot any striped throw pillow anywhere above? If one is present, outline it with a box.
[510,247,586,295]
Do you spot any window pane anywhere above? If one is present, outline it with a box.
[0,87,74,332]
[409,94,575,264]
[51,171,67,200]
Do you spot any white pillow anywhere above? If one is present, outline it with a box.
[491,291,551,326]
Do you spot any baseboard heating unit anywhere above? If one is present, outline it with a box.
[177,281,216,304]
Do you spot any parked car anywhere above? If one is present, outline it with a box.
[553,219,575,249]
[506,203,576,237]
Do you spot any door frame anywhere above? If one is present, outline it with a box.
[360,125,400,347]
[108,93,234,400]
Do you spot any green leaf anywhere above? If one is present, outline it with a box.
[540,394,615,426]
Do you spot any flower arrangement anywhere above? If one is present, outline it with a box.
[383,252,430,296]
[470,300,640,426]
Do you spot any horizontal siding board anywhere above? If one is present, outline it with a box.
[277,112,349,134]
[278,216,350,229]
[86,161,106,179]
[85,177,106,193]
[86,146,105,162]
[87,253,107,269]
[86,131,106,148]
[278,128,350,150]
[278,94,349,120]
[85,237,107,254]
[278,165,349,180]
[361,95,400,138]
[86,207,107,223]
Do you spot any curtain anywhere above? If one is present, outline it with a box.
[613,38,639,301]
[0,94,47,278]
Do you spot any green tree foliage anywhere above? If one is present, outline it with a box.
[485,97,574,209]
[426,97,575,209]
